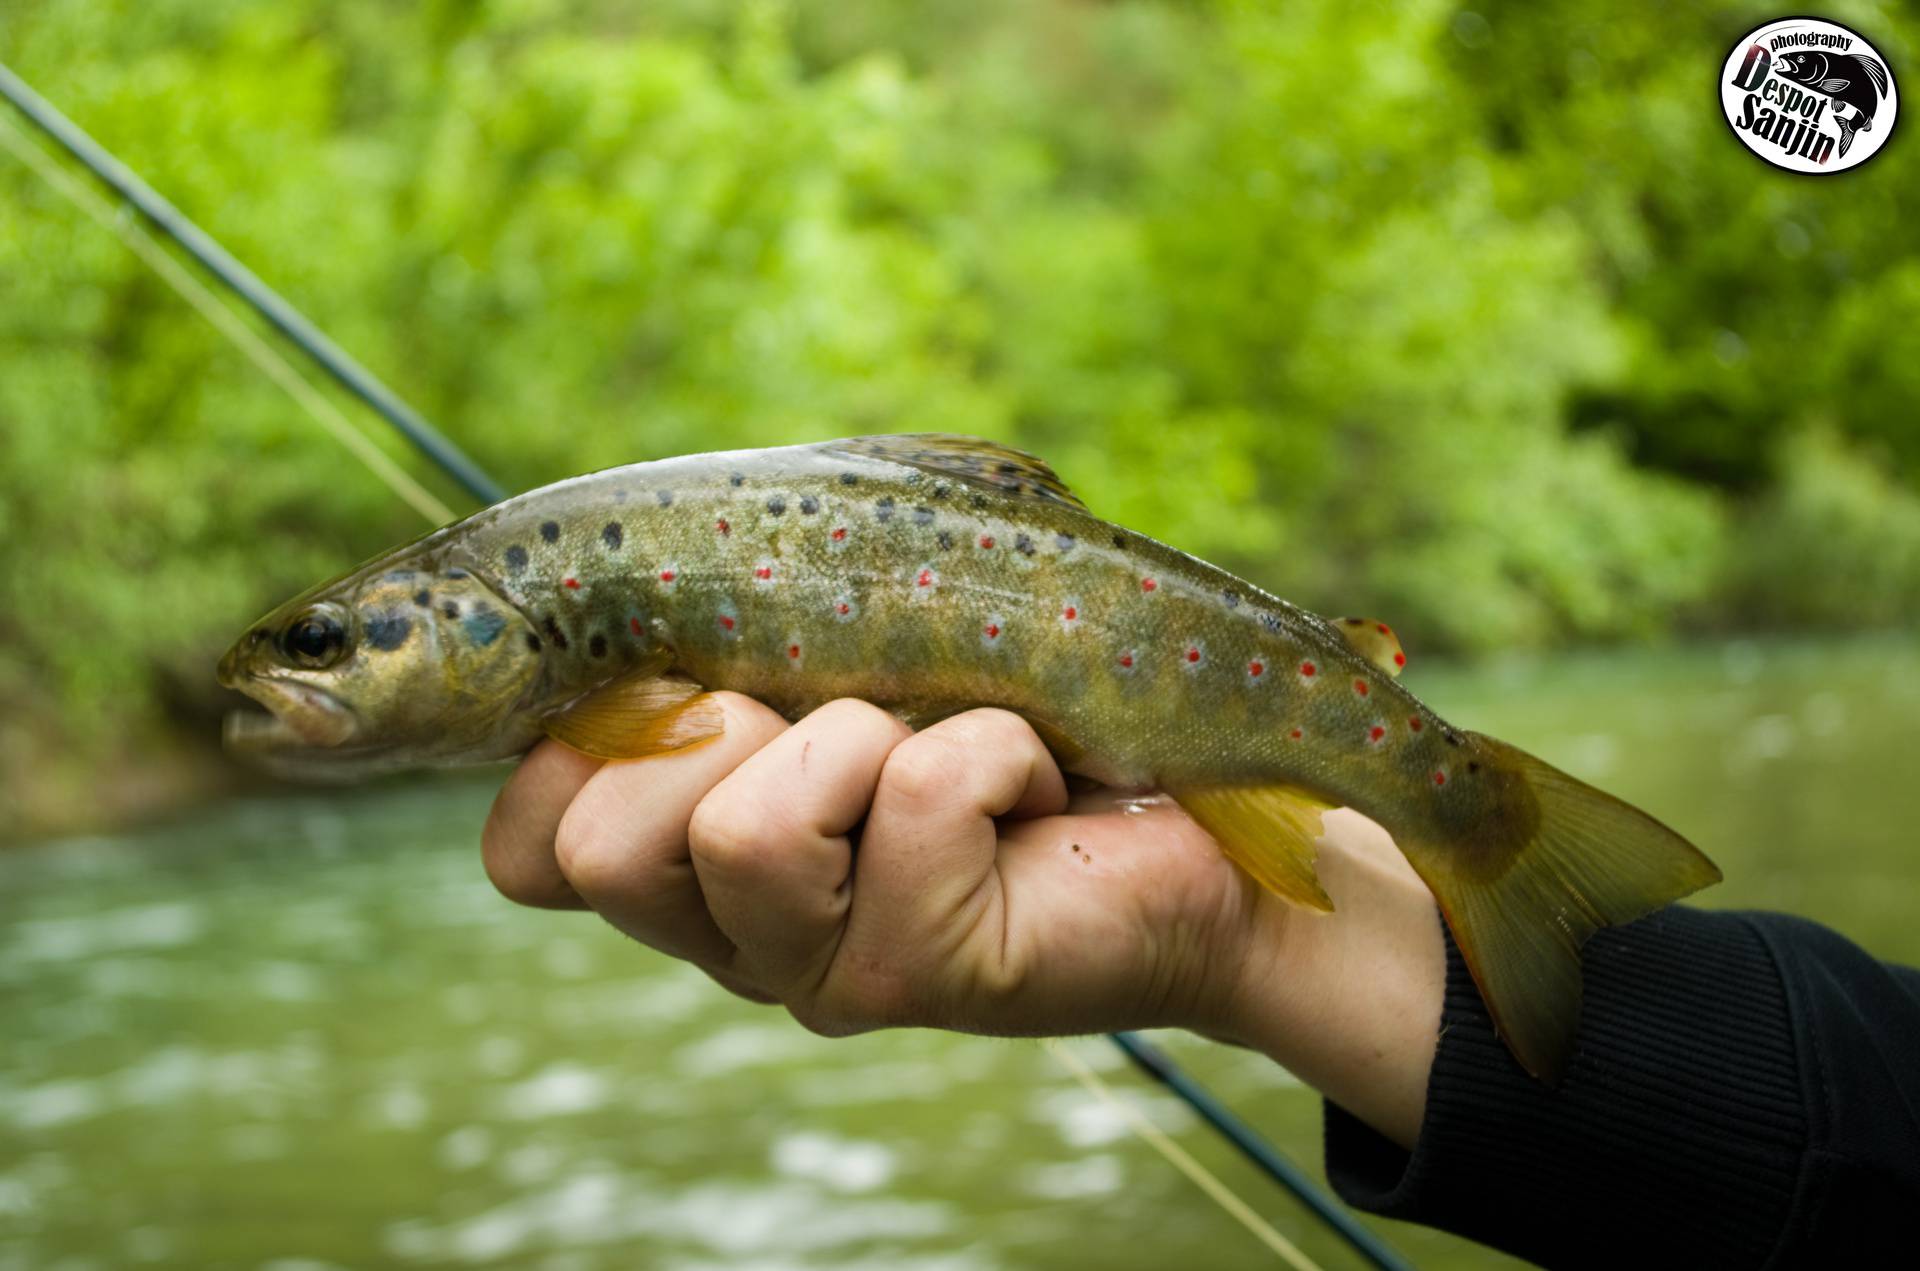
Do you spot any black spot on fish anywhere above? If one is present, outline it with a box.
[1222,590,1241,609]
[1260,613,1284,633]
[542,615,568,651]
[729,472,746,487]
[936,531,955,550]
[365,613,413,651]
[446,567,469,580]
[875,497,895,522]
[654,490,673,507]
[525,633,542,652]
[970,494,989,510]
[1111,533,1127,549]
[932,483,950,500]
[1015,533,1036,557]
[504,545,529,573]
[602,521,624,550]
[800,496,819,515]
[997,461,1021,475]
[767,496,786,516]
[463,607,507,646]
[839,472,859,486]
[905,471,925,486]
[589,633,608,658]
[1344,616,1364,626]
[913,506,935,526]
[413,589,432,608]
[1467,761,1481,773]
[383,569,416,582]
[540,521,560,544]
[1055,533,1075,552]
[1443,727,1465,747]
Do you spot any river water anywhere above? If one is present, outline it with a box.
[5,639,1917,1269]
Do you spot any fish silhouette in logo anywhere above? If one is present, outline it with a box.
[1774,49,1891,158]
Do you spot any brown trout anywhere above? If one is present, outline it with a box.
[219,435,1720,1080]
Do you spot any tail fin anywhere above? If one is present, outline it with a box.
[1836,113,1858,158]
[1399,734,1721,1083]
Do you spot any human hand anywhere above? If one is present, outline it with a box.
[481,695,1446,1146]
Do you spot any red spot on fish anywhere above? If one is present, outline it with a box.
[916,569,934,587]
[831,526,847,542]
[1394,651,1407,668]
[1118,652,1135,669]
[1141,577,1157,593]
[1248,660,1265,677]
[787,644,801,659]
[718,615,735,631]
[754,565,772,580]
[1369,725,1386,742]
[629,617,644,636]
[1354,679,1370,697]
[1289,728,1303,739]
[563,577,581,590]
[716,518,730,535]
[1185,647,1201,664]
[659,569,677,583]
[1063,605,1078,621]
[1378,623,1391,635]
[978,535,995,549]
[836,602,851,615]
[1300,661,1317,677]
[1433,770,1447,787]
[1408,716,1423,732]
[984,623,1001,639]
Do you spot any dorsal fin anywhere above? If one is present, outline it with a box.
[1333,616,1408,677]
[828,434,1086,509]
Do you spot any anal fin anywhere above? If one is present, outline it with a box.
[1171,784,1336,912]
[544,672,724,760]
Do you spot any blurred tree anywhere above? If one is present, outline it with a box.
[1,0,1916,826]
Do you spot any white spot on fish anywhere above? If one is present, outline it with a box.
[1058,598,1082,633]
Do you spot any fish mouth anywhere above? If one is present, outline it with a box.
[223,676,360,753]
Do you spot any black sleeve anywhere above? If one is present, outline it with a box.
[1322,907,1920,1268]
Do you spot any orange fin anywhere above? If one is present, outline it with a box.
[1170,784,1336,912]
[828,434,1087,509]
[1399,733,1722,1083]
[1333,616,1407,676]
[543,673,723,759]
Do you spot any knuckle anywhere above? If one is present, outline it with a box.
[551,807,624,893]
[685,795,765,876]
[878,732,965,810]
[814,697,912,741]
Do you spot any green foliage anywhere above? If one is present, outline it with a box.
[0,0,1915,775]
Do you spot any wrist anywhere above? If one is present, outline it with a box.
[1209,810,1447,1150]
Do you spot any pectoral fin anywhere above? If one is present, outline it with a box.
[544,672,724,759]
[1820,77,1851,92]
[1170,784,1336,912]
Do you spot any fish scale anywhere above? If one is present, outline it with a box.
[221,434,1721,1083]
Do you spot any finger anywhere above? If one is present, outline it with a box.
[554,692,789,969]
[851,709,1068,954]
[482,740,601,910]
[688,700,911,995]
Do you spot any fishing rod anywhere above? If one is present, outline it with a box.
[1,62,1412,1271]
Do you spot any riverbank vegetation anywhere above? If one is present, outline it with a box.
[4,0,1917,837]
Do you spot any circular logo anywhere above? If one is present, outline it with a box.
[1721,17,1898,172]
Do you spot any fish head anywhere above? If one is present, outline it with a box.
[1772,52,1821,85]
[219,556,545,778]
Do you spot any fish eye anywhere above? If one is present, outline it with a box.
[281,607,348,668]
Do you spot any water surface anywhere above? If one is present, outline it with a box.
[5,639,1916,1269]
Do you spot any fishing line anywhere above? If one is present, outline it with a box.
[1044,1038,1323,1270]
[0,111,457,526]
[3,61,1412,1271]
